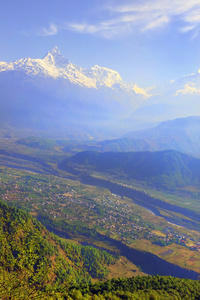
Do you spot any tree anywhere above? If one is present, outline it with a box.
[0,212,51,299]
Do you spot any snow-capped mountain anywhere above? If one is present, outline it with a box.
[0,47,150,138]
[129,68,200,128]
[0,46,147,95]
[0,46,199,139]
[149,71,200,97]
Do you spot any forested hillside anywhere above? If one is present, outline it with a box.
[71,275,200,299]
[0,201,115,299]
[1,200,200,299]
[66,150,200,188]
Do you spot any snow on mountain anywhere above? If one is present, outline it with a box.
[1,46,200,100]
[42,46,69,68]
[0,46,199,138]
[0,46,148,96]
[149,71,200,97]
[175,73,200,96]
[0,47,152,138]
[83,64,122,88]
[124,68,200,130]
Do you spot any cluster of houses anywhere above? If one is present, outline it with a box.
[1,172,200,251]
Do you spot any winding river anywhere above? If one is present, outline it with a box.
[78,174,200,230]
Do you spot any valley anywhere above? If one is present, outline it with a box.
[2,2,200,297]
[0,136,200,279]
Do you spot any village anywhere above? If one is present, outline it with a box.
[1,167,200,253]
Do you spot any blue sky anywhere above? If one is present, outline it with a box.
[1,0,200,86]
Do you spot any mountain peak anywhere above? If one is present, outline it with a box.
[43,46,69,68]
[49,46,61,55]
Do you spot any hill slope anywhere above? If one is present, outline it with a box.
[1,201,200,299]
[0,200,115,298]
[66,150,200,188]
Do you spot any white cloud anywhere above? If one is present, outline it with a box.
[23,23,58,37]
[108,0,200,34]
[30,0,200,39]
[71,0,200,38]
[37,23,58,36]
[179,25,195,33]
[67,20,133,39]
[142,15,169,31]
[111,0,200,16]
[69,23,87,32]
[184,13,200,24]
[69,23,99,34]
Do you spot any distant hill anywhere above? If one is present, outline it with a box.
[125,69,200,128]
[97,116,200,156]
[67,150,200,188]
[16,136,68,151]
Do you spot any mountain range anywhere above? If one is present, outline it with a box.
[0,46,146,93]
[97,116,200,156]
[0,47,200,138]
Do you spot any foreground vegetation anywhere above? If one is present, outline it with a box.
[1,200,200,299]
[70,276,200,300]
[0,200,116,298]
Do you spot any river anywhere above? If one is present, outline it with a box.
[2,163,200,279]
[78,174,200,231]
